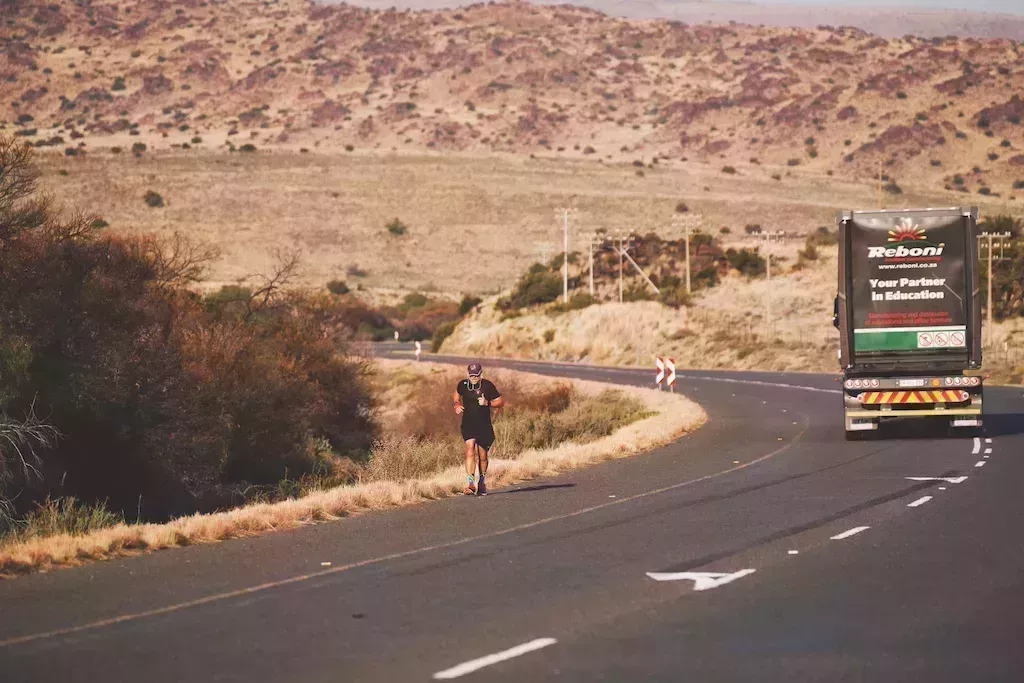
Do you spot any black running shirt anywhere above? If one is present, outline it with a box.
[457,379,501,430]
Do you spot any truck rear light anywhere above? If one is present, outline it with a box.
[944,377,953,386]
[954,377,963,386]
[969,376,981,386]
[870,379,880,387]
[844,379,854,389]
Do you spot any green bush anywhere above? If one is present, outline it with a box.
[808,225,838,246]
[499,270,562,310]
[386,218,407,236]
[111,77,126,91]
[543,329,555,343]
[431,320,457,352]
[658,285,691,308]
[458,295,482,316]
[787,158,801,166]
[622,285,655,302]
[144,190,164,207]
[326,279,349,295]
[726,247,766,276]
[722,165,737,174]
[548,293,596,314]
[883,181,903,194]
[239,143,257,153]
[979,214,1023,238]
[132,142,147,155]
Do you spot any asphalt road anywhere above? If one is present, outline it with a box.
[2,345,1023,682]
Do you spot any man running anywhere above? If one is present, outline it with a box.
[453,362,503,495]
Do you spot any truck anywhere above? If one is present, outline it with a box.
[833,206,983,438]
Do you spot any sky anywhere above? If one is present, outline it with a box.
[709,0,1024,12]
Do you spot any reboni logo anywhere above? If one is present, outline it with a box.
[887,219,927,243]
[869,218,944,259]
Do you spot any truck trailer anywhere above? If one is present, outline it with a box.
[834,207,983,438]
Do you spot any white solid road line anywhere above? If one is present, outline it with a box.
[907,496,932,508]
[831,526,870,540]
[972,437,981,454]
[433,639,558,679]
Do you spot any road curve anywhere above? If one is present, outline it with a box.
[1,346,1023,682]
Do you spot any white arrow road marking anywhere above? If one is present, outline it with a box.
[907,496,932,508]
[433,639,558,679]
[906,476,968,484]
[972,437,981,454]
[646,569,756,590]
[831,526,870,540]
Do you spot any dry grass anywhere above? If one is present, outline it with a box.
[37,150,993,298]
[0,361,705,576]
[443,246,1024,383]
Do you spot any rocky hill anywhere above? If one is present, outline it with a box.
[4,0,1023,192]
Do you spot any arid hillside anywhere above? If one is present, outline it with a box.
[4,0,1024,195]
[341,0,1024,41]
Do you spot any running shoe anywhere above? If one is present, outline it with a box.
[463,482,477,495]
[477,480,487,496]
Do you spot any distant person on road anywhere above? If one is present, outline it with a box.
[453,362,504,496]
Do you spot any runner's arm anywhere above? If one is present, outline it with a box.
[484,382,504,409]
[453,389,464,415]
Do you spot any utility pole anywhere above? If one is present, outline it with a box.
[563,209,569,303]
[981,231,1012,336]
[588,233,595,297]
[672,214,702,294]
[555,207,577,304]
[759,230,784,339]
[618,232,625,303]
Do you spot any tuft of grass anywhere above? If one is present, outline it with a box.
[386,218,407,236]
[6,497,123,543]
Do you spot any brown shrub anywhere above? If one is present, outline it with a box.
[0,135,376,521]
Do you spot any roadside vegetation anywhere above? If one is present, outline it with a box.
[0,361,703,575]
[0,134,700,572]
[0,134,377,539]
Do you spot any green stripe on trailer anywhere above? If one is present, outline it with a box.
[854,326,967,351]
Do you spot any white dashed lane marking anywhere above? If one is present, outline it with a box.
[831,526,870,540]
[908,496,932,508]
[433,639,558,679]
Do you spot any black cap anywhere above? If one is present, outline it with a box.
[467,362,482,376]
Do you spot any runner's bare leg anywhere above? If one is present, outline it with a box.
[464,439,478,479]
[477,444,488,477]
